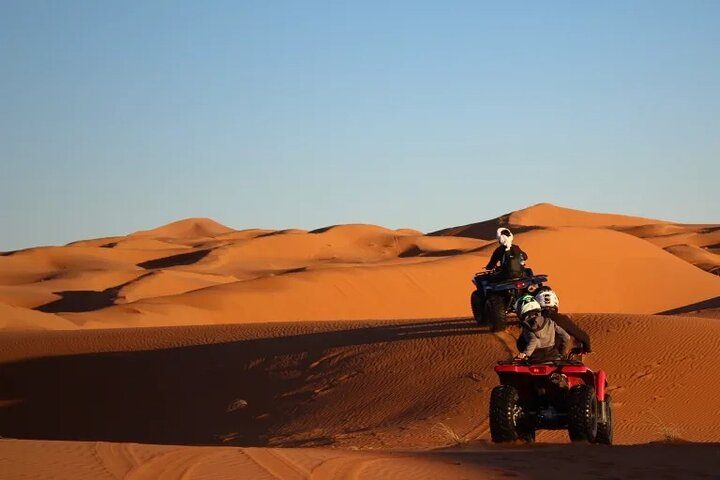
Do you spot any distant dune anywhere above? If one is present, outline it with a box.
[0,203,717,329]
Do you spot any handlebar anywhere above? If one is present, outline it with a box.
[497,358,585,366]
[497,359,529,365]
[474,269,496,276]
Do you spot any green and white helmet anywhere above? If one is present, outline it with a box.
[514,294,535,314]
[518,299,542,320]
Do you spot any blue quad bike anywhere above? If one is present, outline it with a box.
[471,269,548,331]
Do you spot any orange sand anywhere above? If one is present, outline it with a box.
[0,204,717,329]
[1,203,718,479]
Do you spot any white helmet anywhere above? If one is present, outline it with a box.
[519,299,541,319]
[534,287,559,310]
[496,227,513,250]
[514,294,535,314]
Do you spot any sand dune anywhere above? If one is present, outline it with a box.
[513,227,719,313]
[0,303,78,330]
[508,203,666,228]
[68,231,718,328]
[130,217,236,239]
[2,438,718,480]
[2,204,720,478]
[618,224,720,247]
[117,270,239,303]
[0,204,718,329]
[664,244,720,275]
[58,226,719,327]
[432,203,666,239]
[616,223,720,275]
[1,314,719,448]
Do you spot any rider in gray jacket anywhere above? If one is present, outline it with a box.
[514,299,571,363]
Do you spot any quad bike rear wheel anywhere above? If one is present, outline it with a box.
[568,384,598,442]
[485,294,506,332]
[489,385,535,443]
[471,290,485,326]
[595,394,613,445]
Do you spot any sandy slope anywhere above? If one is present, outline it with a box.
[1,314,719,447]
[432,203,666,239]
[437,203,720,277]
[2,439,718,480]
[1,314,720,478]
[664,244,720,275]
[508,203,667,228]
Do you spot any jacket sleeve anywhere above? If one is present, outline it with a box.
[516,245,528,261]
[523,332,539,357]
[554,313,592,353]
[555,324,572,344]
[485,247,502,270]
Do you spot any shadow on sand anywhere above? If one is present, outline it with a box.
[657,296,720,315]
[137,249,211,269]
[430,218,542,241]
[35,289,120,313]
[34,274,154,314]
[0,318,489,446]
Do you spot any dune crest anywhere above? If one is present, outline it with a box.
[432,202,666,239]
[130,217,236,239]
[509,202,665,228]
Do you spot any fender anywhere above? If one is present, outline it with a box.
[595,369,607,401]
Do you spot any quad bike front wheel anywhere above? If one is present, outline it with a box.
[489,385,535,443]
[595,394,613,445]
[568,384,598,442]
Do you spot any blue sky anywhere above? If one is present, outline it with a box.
[1,1,718,250]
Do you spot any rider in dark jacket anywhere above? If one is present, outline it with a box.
[471,227,530,331]
[534,286,592,353]
[485,228,528,280]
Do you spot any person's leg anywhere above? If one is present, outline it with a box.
[528,346,561,363]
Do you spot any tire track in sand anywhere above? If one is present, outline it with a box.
[243,448,311,480]
[123,448,228,480]
[310,456,388,480]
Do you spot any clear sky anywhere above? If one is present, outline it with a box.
[1,1,718,250]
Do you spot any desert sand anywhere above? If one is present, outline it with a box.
[1,203,719,479]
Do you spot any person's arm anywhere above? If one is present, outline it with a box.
[555,313,592,353]
[555,324,571,343]
[515,245,528,261]
[555,324,573,356]
[485,247,502,270]
[523,332,539,357]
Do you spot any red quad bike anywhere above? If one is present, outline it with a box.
[489,353,613,445]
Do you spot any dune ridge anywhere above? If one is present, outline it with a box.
[1,204,718,330]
